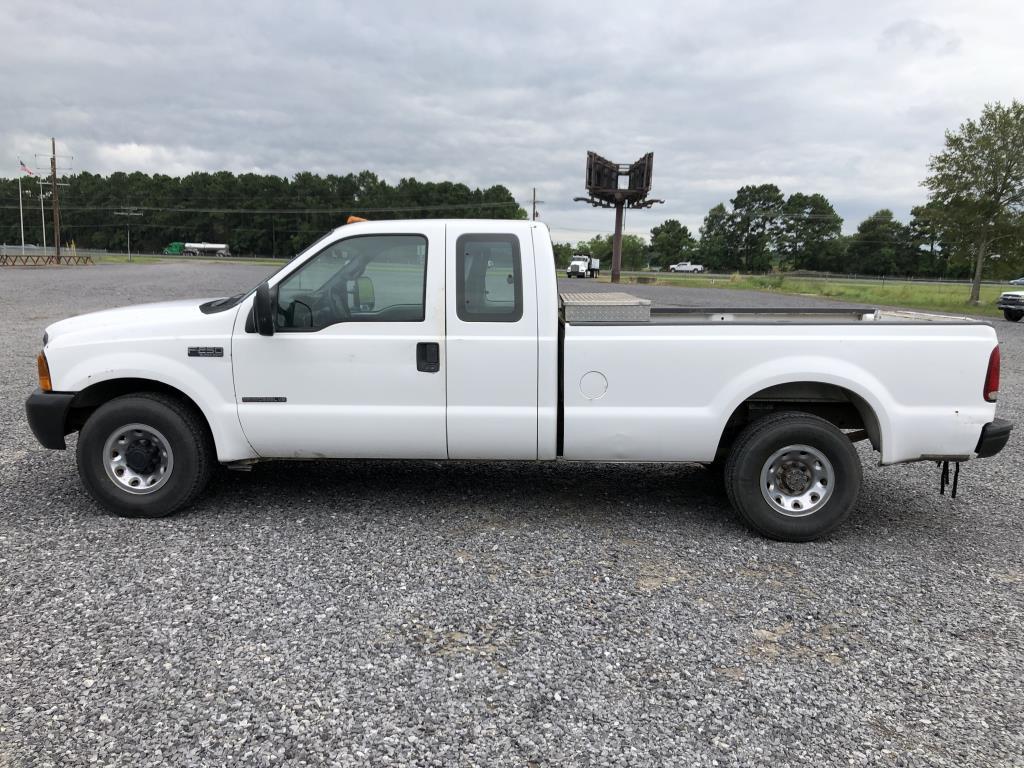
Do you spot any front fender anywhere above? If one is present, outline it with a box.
[57,352,256,463]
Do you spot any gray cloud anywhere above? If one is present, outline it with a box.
[3,0,1022,242]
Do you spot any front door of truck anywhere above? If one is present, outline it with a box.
[231,225,447,459]
[444,224,538,459]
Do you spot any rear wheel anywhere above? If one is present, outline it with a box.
[1003,309,1023,322]
[76,393,214,518]
[724,412,862,541]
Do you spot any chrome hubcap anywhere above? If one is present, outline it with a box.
[760,444,834,517]
[103,424,174,495]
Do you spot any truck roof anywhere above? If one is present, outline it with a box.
[334,219,548,234]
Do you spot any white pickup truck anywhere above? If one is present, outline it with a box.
[997,289,1023,322]
[27,220,1012,541]
[668,261,704,273]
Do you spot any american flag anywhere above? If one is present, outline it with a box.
[18,159,35,176]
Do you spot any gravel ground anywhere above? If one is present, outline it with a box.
[1,263,1022,767]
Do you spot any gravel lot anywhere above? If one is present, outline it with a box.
[2,263,1022,766]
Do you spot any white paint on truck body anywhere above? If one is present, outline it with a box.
[40,219,1002,467]
[561,322,996,464]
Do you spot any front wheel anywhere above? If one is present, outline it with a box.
[724,412,862,541]
[1003,309,1023,322]
[76,393,214,518]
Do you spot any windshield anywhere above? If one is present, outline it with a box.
[199,230,339,314]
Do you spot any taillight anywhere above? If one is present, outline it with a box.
[984,345,1000,403]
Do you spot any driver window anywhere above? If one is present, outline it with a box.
[275,234,427,330]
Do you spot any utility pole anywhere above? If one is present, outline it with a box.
[531,188,545,221]
[18,175,25,255]
[38,180,48,250]
[611,202,624,283]
[50,138,60,262]
[35,138,72,263]
[114,206,143,262]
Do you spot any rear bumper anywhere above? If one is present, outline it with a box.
[975,418,1013,459]
[25,389,76,449]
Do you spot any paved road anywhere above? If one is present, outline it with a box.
[1,263,1021,766]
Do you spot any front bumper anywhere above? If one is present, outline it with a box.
[25,388,76,449]
[975,418,1013,459]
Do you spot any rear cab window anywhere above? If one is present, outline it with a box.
[455,234,523,323]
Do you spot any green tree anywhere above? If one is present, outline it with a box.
[845,210,915,276]
[729,184,784,272]
[0,170,526,256]
[649,219,697,269]
[576,233,647,271]
[551,242,574,269]
[907,202,974,278]
[777,193,843,271]
[923,100,1024,303]
[698,203,733,270]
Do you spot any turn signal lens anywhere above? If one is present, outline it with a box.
[37,352,52,392]
[984,345,1000,403]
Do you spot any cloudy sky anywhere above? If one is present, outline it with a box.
[3,0,1022,243]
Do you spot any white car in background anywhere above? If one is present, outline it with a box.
[668,261,704,273]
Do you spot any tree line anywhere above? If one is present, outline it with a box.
[556,183,1022,281]
[0,170,525,256]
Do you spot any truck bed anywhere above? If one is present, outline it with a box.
[557,292,996,466]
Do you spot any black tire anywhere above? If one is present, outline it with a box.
[76,392,214,518]
[724,412,862,542]
[1003,309,1023,322]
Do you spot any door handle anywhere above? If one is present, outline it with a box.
[416,342,440,373]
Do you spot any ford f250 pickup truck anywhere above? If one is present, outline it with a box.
[26,220,1013,541]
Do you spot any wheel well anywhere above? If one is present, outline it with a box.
[66,378,215,445]
[715,382,881,460]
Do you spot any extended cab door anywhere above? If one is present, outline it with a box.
[231,223,447,459]
[445,224,538,459]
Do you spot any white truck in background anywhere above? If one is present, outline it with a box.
[566,254,600,278]
[26,220,1012,541]
[184,242,232,258]
[669,261,704,273]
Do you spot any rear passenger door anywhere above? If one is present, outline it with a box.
[445,225,538,459]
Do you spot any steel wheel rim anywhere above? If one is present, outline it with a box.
[102,423,174,495]
[759,444,834,517]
